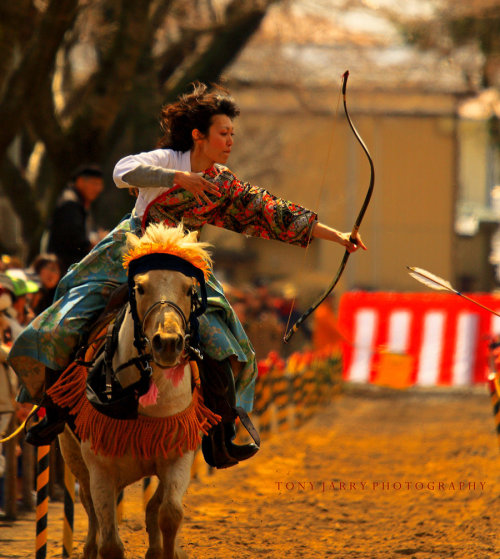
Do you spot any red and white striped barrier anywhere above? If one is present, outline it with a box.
[338,292,500,386]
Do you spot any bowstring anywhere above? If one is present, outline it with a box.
[283,77,344,339]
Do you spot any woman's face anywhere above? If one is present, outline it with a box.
[196,114,234,165]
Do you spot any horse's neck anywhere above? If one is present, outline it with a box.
[114,307,193,418]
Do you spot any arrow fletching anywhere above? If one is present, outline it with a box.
[407,265,500,318]
[406,266,455,293]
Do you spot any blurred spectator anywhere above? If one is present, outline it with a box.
[222,278,318,359]
[0,255,23,272]
[0,274,20,511]
[4,270,39,326]
[46,165,105,274]
[253,278,277,316]
[30,254,62,314]
[245,308,282,361]
[312,294,345,353]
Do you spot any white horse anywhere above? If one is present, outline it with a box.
[53,223,219,559]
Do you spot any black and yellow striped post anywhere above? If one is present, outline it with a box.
[36,445,51,559]
[143,477,154,511]
[62,463,75,558]
[488,372,500,450]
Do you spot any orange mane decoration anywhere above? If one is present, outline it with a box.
[122,223,212,279]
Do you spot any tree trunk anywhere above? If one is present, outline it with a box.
[0,0,79,161]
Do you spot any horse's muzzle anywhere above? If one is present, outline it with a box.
[151,332,185,367]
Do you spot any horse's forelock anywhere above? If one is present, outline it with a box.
[123,223,212,277]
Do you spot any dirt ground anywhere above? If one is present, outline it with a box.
[1,384,499,559]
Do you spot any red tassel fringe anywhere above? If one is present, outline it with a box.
[47,362,220,459]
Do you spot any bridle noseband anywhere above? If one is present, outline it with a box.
[138,298,192,368]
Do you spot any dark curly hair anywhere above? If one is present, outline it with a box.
[157,82,240,151]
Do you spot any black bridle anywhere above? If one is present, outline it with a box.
[127,253,208,365]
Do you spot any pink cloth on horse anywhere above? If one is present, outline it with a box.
[139,363,187,407]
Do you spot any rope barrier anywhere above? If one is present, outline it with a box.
[35,445,50,559]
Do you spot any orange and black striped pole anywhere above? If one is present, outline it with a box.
[35,445,50,559]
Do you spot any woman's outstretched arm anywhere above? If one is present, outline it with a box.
[311,222,367,253]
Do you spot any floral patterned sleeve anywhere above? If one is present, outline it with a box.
[205,166,318,247]
[143,165,318,247]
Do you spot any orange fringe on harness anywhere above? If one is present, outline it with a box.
[47,361,220,459]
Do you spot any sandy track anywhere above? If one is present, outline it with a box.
[1,386,498,558]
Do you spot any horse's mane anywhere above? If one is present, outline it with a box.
[123,223,212,278]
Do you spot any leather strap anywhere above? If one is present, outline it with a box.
[235,406,261,447]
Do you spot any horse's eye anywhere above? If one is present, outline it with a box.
[136,284,145,296]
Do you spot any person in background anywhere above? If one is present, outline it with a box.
[47,165,104,274]
[0,255,23,272]
[30,254,62,315]
[0,274,21,514]
[4,270,39,327]
[312,293,346,353]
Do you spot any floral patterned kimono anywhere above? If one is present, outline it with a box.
[9,149,317,411]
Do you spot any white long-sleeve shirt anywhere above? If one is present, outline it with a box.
[113,149,191,218]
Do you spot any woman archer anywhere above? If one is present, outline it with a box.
[9,82,366,469]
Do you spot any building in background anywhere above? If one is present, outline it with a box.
[200,0,499,301]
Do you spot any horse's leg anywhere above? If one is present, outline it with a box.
[145,481,164,559]
[156,451,194,559]
[82,447,124,559]
[91,477,124,559]
[58,430,98,559]
[79,483,99,559]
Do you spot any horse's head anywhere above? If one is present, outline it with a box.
[124,223,212,368]
[133,269,193,367]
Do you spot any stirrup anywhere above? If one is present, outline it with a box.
[201,424,239,469]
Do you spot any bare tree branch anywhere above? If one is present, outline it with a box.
[165,1,278,101]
